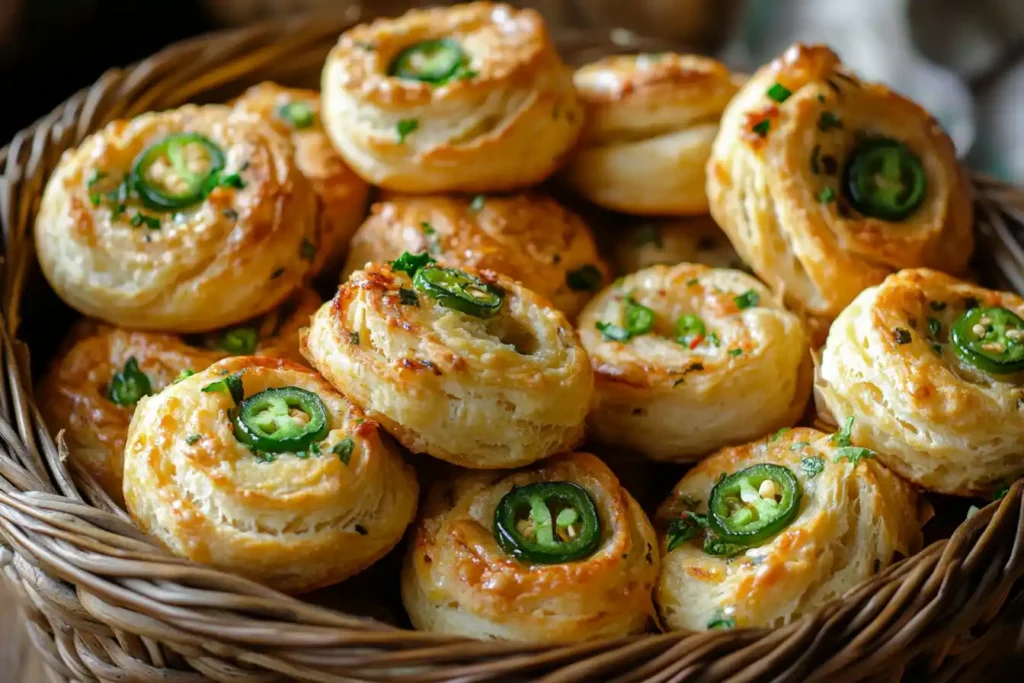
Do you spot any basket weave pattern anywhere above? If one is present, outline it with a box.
[1,8,1024,682]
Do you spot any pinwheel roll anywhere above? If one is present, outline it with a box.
[564,53,739,215]
[321,2,583,193]
[232,83,370,274]
[35,104,319,332]
[817,268,1024,496]
[578,263,811,461]
[302,254,593,469]
[706,44,973,320]
[656,428,922,631]
[123,356,419,594]
[402,452,659,642]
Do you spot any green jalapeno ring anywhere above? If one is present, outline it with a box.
[231,386,329,453]
[413,266,504,318]
[843,137,927,221]
[951,306,1024,375]
[107,356,153,406]
[131,133,226,211]
[389,38,468,84]
[493,481,601,564]
[708,463,801,547]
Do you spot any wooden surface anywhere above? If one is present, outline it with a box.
[0,578,46,683]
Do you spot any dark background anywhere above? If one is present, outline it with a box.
[0,0,210,141]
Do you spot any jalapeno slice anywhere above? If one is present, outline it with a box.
[843,138,927,221]
[231,387,328,453]
[389,38,467,83]
[131,133,226,211]
[951,306,1024,375]
[107,356,152,406]
[413,266,504,318]
[493,482,601,564]
[708,464,801,547]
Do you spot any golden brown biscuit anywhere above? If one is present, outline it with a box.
[402,452,659,641]
[321,2,583,193]
[302,257,593,469]
[342,193,608,318]
[193,287,322,365]
[123,356,418,594]
[578,263,811,461]
[563,53,739,215]
[706,44,973,320]
[36,323,224,503]
[231,83,370,274]
[817,269,1024,496]
[655,428,922,631]
[34,104,319,332]
[612,216,743,276]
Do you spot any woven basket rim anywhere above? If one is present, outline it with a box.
[1,7,1024,682]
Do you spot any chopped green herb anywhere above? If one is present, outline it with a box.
[420,221,435,236]
[201,370,245,405]
[277,101,315,129]
[707,332,721,347]
[734,290,759,309]
[832,416,854,448]
[894,328,912,344]
[218,327,259,355]
[994,485,1011,500]
[186,434,202,445]
[728,348,743,357]
[767,82,792,103]
[707,612,736,630]
[818,111,842,131]
[565,264,603,292]
[932,343,942,355]
[624,296,655,337]
[129,212,161,229]
[333,437,355,464]
[106,357,152,406]
[666,512,709,552]
[349,331,360,345]
[299,239,316,261]
[772,427,790,441]
[810,145,821,175]
[396,118,419,143]
[818,187,835,204]
[686,278,700,286]
[801,455,824,478]
[928,318,942,339]
[173,369,195,384]
[354,40,375,51]
[791,442,809,451]
[834,446,876,465]
[391,251,436,277]
[633,224,663,249]
[596,321,631,342]
[930,301,947,311]
[752,119,770,137]
[87,170,108,206]
[399,288,419,306]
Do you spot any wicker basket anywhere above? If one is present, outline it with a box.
[2,6,1024,682]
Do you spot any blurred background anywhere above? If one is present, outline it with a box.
[0,0,1022,173]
